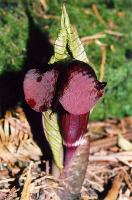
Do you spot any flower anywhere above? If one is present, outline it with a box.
[23,59,107,165]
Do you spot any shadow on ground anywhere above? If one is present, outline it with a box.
[0,4,53,162]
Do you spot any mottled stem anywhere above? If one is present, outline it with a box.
[56,135,90,199]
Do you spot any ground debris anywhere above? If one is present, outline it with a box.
[0,108,42,167]
[0,107,131,199]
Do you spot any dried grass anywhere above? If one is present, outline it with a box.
[0,108,42,165]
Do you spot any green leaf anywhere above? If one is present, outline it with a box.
[49,4,68,64]
[49,4,90,64]
[42,110,63,169]
[62,4,89,63]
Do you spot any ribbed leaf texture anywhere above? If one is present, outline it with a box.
[42,110,63,169]
[62,4,89,63]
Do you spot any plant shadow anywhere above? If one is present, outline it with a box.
[0,3,54,162]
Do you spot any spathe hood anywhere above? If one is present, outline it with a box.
[23,60,107,114]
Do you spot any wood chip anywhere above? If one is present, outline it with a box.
[104,171,123,200]
[20,162,33,200]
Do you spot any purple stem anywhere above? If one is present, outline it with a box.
[59,112,89,166]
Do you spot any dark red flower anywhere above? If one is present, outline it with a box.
[23,60,107,166]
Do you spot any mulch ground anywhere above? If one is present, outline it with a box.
[0,107,131,200]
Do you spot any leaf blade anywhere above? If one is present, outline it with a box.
[42,110,63,169]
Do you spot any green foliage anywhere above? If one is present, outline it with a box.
[0,0,132,120]
[0,2,28,74]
